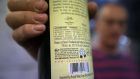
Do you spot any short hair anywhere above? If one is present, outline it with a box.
[95,3,127,20]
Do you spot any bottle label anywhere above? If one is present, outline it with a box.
[49,0,94,79]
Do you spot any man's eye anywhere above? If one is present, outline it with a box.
[119,20,127,25]
[106,20,114,25]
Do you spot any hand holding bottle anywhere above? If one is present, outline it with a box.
[6,0,97,59]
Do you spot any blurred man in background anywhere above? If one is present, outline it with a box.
[95,0,140,76]
[93,3,139,79]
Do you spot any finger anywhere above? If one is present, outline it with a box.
[6,11,48,29]
[88,2,98,19]
[8,0,48,13]
[13,24,46,42]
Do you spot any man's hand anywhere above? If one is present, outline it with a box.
[6,0,97,59]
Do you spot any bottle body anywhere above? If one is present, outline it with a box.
[39,0,94,79]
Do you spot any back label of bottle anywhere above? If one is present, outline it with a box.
[49,0,94,79]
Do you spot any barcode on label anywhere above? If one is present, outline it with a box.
[69,62,89,74]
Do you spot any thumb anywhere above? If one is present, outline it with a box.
[88,2,98,19]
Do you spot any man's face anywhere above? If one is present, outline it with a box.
[96,5,128,47]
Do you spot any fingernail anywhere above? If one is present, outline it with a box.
[33,25,46,32]
[34,14,47,23]
[34,0,45,12]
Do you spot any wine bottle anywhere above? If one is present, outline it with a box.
[39,0,94,79]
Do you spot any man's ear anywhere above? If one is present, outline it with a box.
[95,20,100,33]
